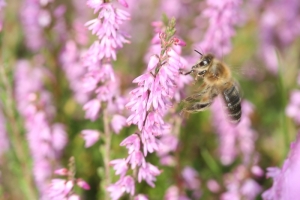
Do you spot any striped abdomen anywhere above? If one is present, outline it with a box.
[222,85,241,123]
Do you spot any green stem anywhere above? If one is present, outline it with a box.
[102,108,112,200]
[277,56,290,157]
[201,149,222,182]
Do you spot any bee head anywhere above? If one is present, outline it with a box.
[192,52,214,76]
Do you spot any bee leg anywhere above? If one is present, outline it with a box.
[184,89,209,102]
[183,93,213,113]
[182,86,219,113]
[184,84,209,103]
[183,102,212,113]
[180,69,194,75]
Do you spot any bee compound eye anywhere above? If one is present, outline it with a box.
[200,60,208,66]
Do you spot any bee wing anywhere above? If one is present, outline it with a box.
[182,86,219,113]
[183,83,210,103]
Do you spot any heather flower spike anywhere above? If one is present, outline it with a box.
[82,0,130,199]
[109,17,186,198]
[15,60,68,194]
[45,157,90,199]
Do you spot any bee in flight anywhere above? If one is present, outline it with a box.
[180,50,242,124]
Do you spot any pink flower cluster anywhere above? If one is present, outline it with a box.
[0,0,5,31]
[262,133,300,199]
[211,99,258,165]
[196,0,244,57]
[81,0,130,122]
[14,59,68,195]
[258,0,300,74]
[44,166,90,199]
[60,41,89,104]
[0,108,9,156]
[286,89,300,124]
[210,99,262,199]
[220,165,262,200]
[20,0,68,51]
[109,20,186,199]
[164,167,201,200]
[20,0,49,51]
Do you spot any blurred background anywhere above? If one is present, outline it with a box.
[0,0,300,199]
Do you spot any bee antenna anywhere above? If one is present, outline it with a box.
[194,49,203,56]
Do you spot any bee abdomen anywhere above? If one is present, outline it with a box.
[222,85,241,123]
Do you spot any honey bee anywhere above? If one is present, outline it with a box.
[181,50,242,123]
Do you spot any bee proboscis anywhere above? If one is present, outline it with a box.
[181,51,242,124]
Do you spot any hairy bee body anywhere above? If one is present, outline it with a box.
[181,53,242,123]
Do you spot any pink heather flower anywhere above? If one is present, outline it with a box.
[20,0,45,51]
[110,159,128,177]
[82,1,129,121]
[240,179,262,200]
[77,178,91,190]
[44,179,73,200]
[207,179,221,193]
[107,176,135,200]
[127,150,146,169]
[0,0,5,8]
[285,90,300,124]
[111,114,127,134]
[259,45,278,74]
[53,5,68,43]
[180,166,202,199]
[195,0,244,57]
[258,0,300,73]
[54,168,69,176]
[68,195,80,200]
[138,162,161,187]
[251,165,264,177]
[0,0,5,31]
[118,0,128,8]
[145,25,192,103]
[45,159,90,199]
[159,155,175,167]
[211,98,257,165]
[181,167,200,191]
[45,178,90,200]
[52,123,68,154]
[0,108,9,155]
[126,48,184,154]
[221,165,261,200]
[83,99,101,121]
[262,133,300,200]
[80,2,130,155]
[160,0,183,19]
[15,60,67,194]
[73,19,89,46]
[109,20,187,198]
[84,3,130,61]
[120,134,141,153]
[134,194,148,200]
[156,134,178,166]
[164,186,190,200]
[38,10,51,27]
[60,41,88,104]
[81,129,101,148]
